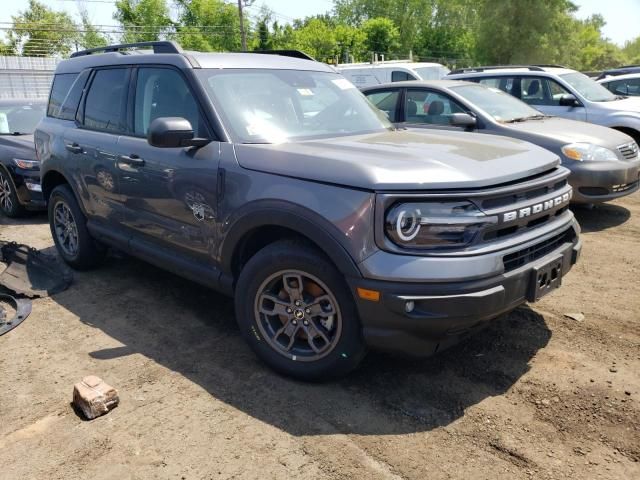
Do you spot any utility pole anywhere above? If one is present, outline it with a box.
[238,0,247,51]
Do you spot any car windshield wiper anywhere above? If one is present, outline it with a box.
[0,131,30,136]
[504,114,549,123]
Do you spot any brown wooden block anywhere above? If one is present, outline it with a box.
[72,375,119,420]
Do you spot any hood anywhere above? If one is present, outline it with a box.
[0,134,36,160]
[234,129,560,190]
[592,96,640,113]
[504,117,634,148]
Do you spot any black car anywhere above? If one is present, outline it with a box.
[596,65,640,80]
[0,99,46,217]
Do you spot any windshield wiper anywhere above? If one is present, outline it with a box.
[504,114,549,123]
[0,131,30,136]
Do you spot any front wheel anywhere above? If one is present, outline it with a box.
[235,241,366,381]
[0,169,25,217]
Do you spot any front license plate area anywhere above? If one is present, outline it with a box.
[528,255,563,302]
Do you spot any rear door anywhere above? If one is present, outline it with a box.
[113,65,221,262]
[64,67,131,224]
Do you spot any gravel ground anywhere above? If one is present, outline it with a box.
[0,193,638,480]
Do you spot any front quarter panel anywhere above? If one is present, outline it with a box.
[217,143,377,276]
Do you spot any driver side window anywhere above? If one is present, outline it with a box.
[405,90,465,125]
[545,79,574,106]
[134,67,207,138]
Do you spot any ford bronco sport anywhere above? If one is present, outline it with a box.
[36,42,581,380]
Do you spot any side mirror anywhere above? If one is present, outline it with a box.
[450,112,476,128]
[559,94,580,107]
[147,117,210,148]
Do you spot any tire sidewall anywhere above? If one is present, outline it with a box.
[0,169,21,217]
[235,243,366,381]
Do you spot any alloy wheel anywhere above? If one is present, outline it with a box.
[254,270,342,362]
[53,201,79,257]
[0,173,13,213]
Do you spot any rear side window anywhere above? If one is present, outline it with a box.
[83,68,129,133]
[48,73,78,118]
[392,71,416,82]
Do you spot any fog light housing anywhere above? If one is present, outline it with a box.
[404,300,415,313]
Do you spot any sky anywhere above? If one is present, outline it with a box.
[0,0,638,46]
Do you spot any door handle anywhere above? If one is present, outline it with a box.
[119,154,145,167]
[65,142,83,154]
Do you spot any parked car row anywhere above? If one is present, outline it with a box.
[0,42,637,381]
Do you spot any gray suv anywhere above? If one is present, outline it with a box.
[36,42,581,380]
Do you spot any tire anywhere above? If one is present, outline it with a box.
[235,240,366,381]
[0,169,25,218]
[48,184,105,270]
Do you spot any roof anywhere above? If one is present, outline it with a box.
[56,49,335,75]
[448,66,576,78]
[360,79,475,91]
[597,72,640,83]
[337,62,443,71]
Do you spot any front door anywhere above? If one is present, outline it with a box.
[114,66,220,262]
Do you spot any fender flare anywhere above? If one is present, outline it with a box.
[220,200,363,279]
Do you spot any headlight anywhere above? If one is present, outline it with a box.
[12,158,39,169]
[385,201,497,249]
[561,143,618,162]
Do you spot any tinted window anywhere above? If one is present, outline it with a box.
[365,90,400,121]
[58,70,90,121]
[134,67,206,137]
[606,78,640,96]
[392,71,416,82]
[83,68,128,133]
[405,90,465,124]
[48,73,78,118]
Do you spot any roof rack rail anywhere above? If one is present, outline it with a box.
[252,50,316,62]
[531,64,568,68]
[70,41,183,58]
[449,65,551,75]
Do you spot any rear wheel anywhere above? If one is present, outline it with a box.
[0,169,25,218]
[48,184,105,270]
[235,241,366,381]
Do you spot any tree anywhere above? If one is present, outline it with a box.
[571,15,628,71]
[361,17,400,57]
[114,0,173,43]
[8,0,79,57]
[78,8,109,50]
[623,37,640,65]
[175,0,243,52]
[293,18,337,61]
[474,0,578,65]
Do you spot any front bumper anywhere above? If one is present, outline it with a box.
[350,217,581,356]
[568,158,640,203]
[9,166,45,210]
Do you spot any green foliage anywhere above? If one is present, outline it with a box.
[623,37,640,65]
[114,0,173,43]
[292,18,337,61]
[361,17,400,56]
[175,0,243,52]
[79,9,109,50]
[8,0,79,57]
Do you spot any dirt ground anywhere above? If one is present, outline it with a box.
[0,193,639,480]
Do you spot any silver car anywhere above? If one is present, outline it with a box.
[362,80,640,204]
[447,65,640,144]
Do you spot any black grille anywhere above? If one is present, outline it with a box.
[481,179,567,210]
[618,143,638,160]
[503,228,575,272]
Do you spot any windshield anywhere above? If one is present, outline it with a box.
[414,66,450,80]
[196,69,392,143]
[450,84,542,122]
[560,72,617,102]
[0,102,45,135]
